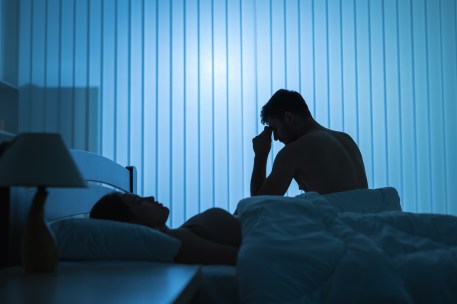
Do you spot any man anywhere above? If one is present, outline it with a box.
[251,89,368,196]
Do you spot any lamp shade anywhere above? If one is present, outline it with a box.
[0,133,86,188]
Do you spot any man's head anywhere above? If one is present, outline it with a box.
[260,89,312,144]
[261,89,311,124]
[90,192,169,229]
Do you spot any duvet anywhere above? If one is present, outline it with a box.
[236,190,457,304]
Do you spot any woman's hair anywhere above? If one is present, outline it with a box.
[89,192,133,223]
[261,89,312,124]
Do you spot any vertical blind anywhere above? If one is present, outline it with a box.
[0,0,3,81]
[17,0,457,227]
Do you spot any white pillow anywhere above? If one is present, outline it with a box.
[321,187,402,213]
[51,218,181,262]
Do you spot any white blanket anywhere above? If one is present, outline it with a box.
[236,190,457,303]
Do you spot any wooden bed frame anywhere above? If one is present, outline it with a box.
[1,148,136,267]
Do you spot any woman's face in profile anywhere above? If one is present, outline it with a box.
[121,194,169,228]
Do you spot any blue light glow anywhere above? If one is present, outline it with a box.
[11,0,457,226]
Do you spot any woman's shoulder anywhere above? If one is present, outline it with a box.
[182,207,238,227]
[184,207,234,224]
[201,207,233,215]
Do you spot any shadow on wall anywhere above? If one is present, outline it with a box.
[19,84,100,154]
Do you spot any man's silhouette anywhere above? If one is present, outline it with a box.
[251,89,368,196]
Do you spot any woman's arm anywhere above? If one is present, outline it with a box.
[166,228,238,265]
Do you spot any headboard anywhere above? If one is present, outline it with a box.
[0,142,137,267]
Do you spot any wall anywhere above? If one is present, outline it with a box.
[0,0,18,86]
[0,0,19,134]
[14,0,457,226]
[0,0,3,81]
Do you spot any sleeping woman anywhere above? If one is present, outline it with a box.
[90,192,241,265]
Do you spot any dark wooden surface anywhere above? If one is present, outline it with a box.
[0,261,201,304]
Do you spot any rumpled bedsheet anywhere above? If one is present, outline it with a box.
[236,194,457,304]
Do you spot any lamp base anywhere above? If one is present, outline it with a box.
[21,187,59,272]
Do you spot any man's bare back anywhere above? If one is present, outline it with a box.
[286,128,368,194]
[250,89,368,196]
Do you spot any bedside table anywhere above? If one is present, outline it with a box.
[0,261,201,304]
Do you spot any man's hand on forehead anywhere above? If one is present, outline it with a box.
[263,126,273,135]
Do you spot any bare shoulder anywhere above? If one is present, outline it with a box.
[303,128,346,140]
[284,129,330,153]
[300,129,354,147]
[282,129,356,161]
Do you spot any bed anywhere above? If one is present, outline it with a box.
[237,192,457,303]
[1,133,457,304]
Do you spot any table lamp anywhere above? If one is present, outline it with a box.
[0,133,86,272]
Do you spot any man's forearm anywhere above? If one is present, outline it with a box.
[250,155,268,196]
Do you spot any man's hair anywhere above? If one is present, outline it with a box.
[260,89,312,124]
[89,192,133,223]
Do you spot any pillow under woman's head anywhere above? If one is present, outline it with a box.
[54,192,179,262]
[51,218,181,262]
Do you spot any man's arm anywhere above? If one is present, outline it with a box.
[250,127,272,196]
[250,154,269,196]
[253,149,295,196]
